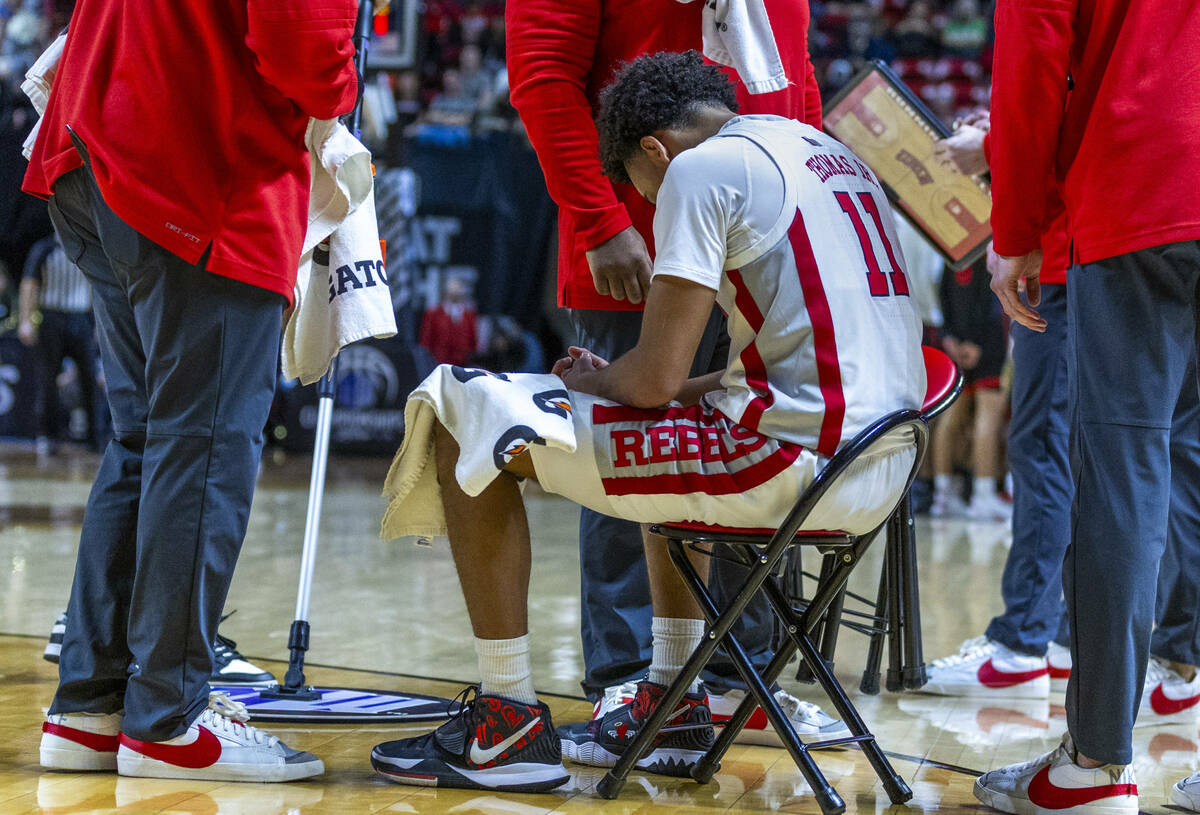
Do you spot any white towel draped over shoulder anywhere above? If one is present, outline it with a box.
[282,119,397,384]
[381,366,578,541]
[675,0,788,95]
[21,31,66,159]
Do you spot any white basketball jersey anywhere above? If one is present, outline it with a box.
[650,115,925,455]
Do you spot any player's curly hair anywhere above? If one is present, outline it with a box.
[597,50,739,185]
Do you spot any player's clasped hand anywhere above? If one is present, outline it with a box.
[553,346,610,392]
[584,225,653,304]
[987,243,1047,332]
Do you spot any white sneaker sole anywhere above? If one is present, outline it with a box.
[560,740,704,775]
[117,750,323,782]
[974,778,1137,815]
[918,676,1050,700]
[40,734,117,772]
[1050,677,1069,694]
[372,753,568,792]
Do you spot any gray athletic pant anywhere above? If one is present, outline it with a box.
[1065,239,1200,764]
[570,307,774,699]
[46,163,283,741]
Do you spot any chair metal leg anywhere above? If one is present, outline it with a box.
[760,577,913,806]
[693,631,800,783]
[895,496,928,689]
[885,512,906,692]
[859,544,890,695]
[795,552,836,683]
[599,535,800,801]
[662,540,845,815]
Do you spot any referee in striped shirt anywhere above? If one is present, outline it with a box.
[18,234,101,452]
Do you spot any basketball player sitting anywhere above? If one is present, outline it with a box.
[371,51,926,793]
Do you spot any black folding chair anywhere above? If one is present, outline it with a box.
[785,347,962,694]
[594,409,929,815]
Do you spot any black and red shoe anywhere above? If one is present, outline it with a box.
[558,680,714,777]
[371,687,568,792]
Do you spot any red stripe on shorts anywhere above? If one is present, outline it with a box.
[592,403,706,425]
[601,443,803,496]
[789,210,845,457]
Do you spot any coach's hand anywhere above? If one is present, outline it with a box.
[934,125,989,177]
[585,226,652,304]
[988,245,1046,332]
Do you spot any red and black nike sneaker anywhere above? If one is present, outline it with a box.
[558,680,715,777]
[371,687,568,793]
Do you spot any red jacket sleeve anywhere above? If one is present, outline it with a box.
[506,0,632,251]
[802,56,823,128]
[988,0,1076,257]
[246,0,359,121]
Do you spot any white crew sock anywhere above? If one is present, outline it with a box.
[972,476,997,502]
[934,473,954,494]
[475,635,537,705]
[648,617,706,693]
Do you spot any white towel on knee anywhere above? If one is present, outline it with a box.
[676,0,788,95]
[380,365,578,541]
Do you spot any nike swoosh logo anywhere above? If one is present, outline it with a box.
[1150,684,1200,715]
[1026,765,1136,808]
[976,659,1049,688]
[43,722,119,752]
[468,716,542,765]
[1048,665,1071,679]
[120,726,222,769]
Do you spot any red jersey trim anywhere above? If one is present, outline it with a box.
[727,268,774,431]
[789,210,845,457]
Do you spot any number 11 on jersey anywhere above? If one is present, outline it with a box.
[834,190,910,298]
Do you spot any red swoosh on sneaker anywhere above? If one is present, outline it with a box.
[1150,684,1200,716]
[1027,766,1136,808]
[120,726,222,769]
[1048,666,1071,679]
[711,708,771,730]
[977,659,1048,688]
[43,722,119,752]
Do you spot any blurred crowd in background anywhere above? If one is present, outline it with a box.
[0,0,1007,522]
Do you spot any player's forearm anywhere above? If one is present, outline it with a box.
[675,370,725,406]
[989,0,1075,256]
[583,348,683,408]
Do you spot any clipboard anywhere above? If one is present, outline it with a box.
[824,60,992,270]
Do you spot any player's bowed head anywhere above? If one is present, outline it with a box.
[596,50,740,205]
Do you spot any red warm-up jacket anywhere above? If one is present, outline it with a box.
[989,0,1200,265]
[507,0,822,311]
[23,0,359,304]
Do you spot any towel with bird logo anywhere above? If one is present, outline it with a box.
[381,365,577,541]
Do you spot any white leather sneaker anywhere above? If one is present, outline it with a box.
[41,710,122,771]
[708,688,851,745]
[974,732,1136,815]
[117,692,323,782]
[919,636,1050,699]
